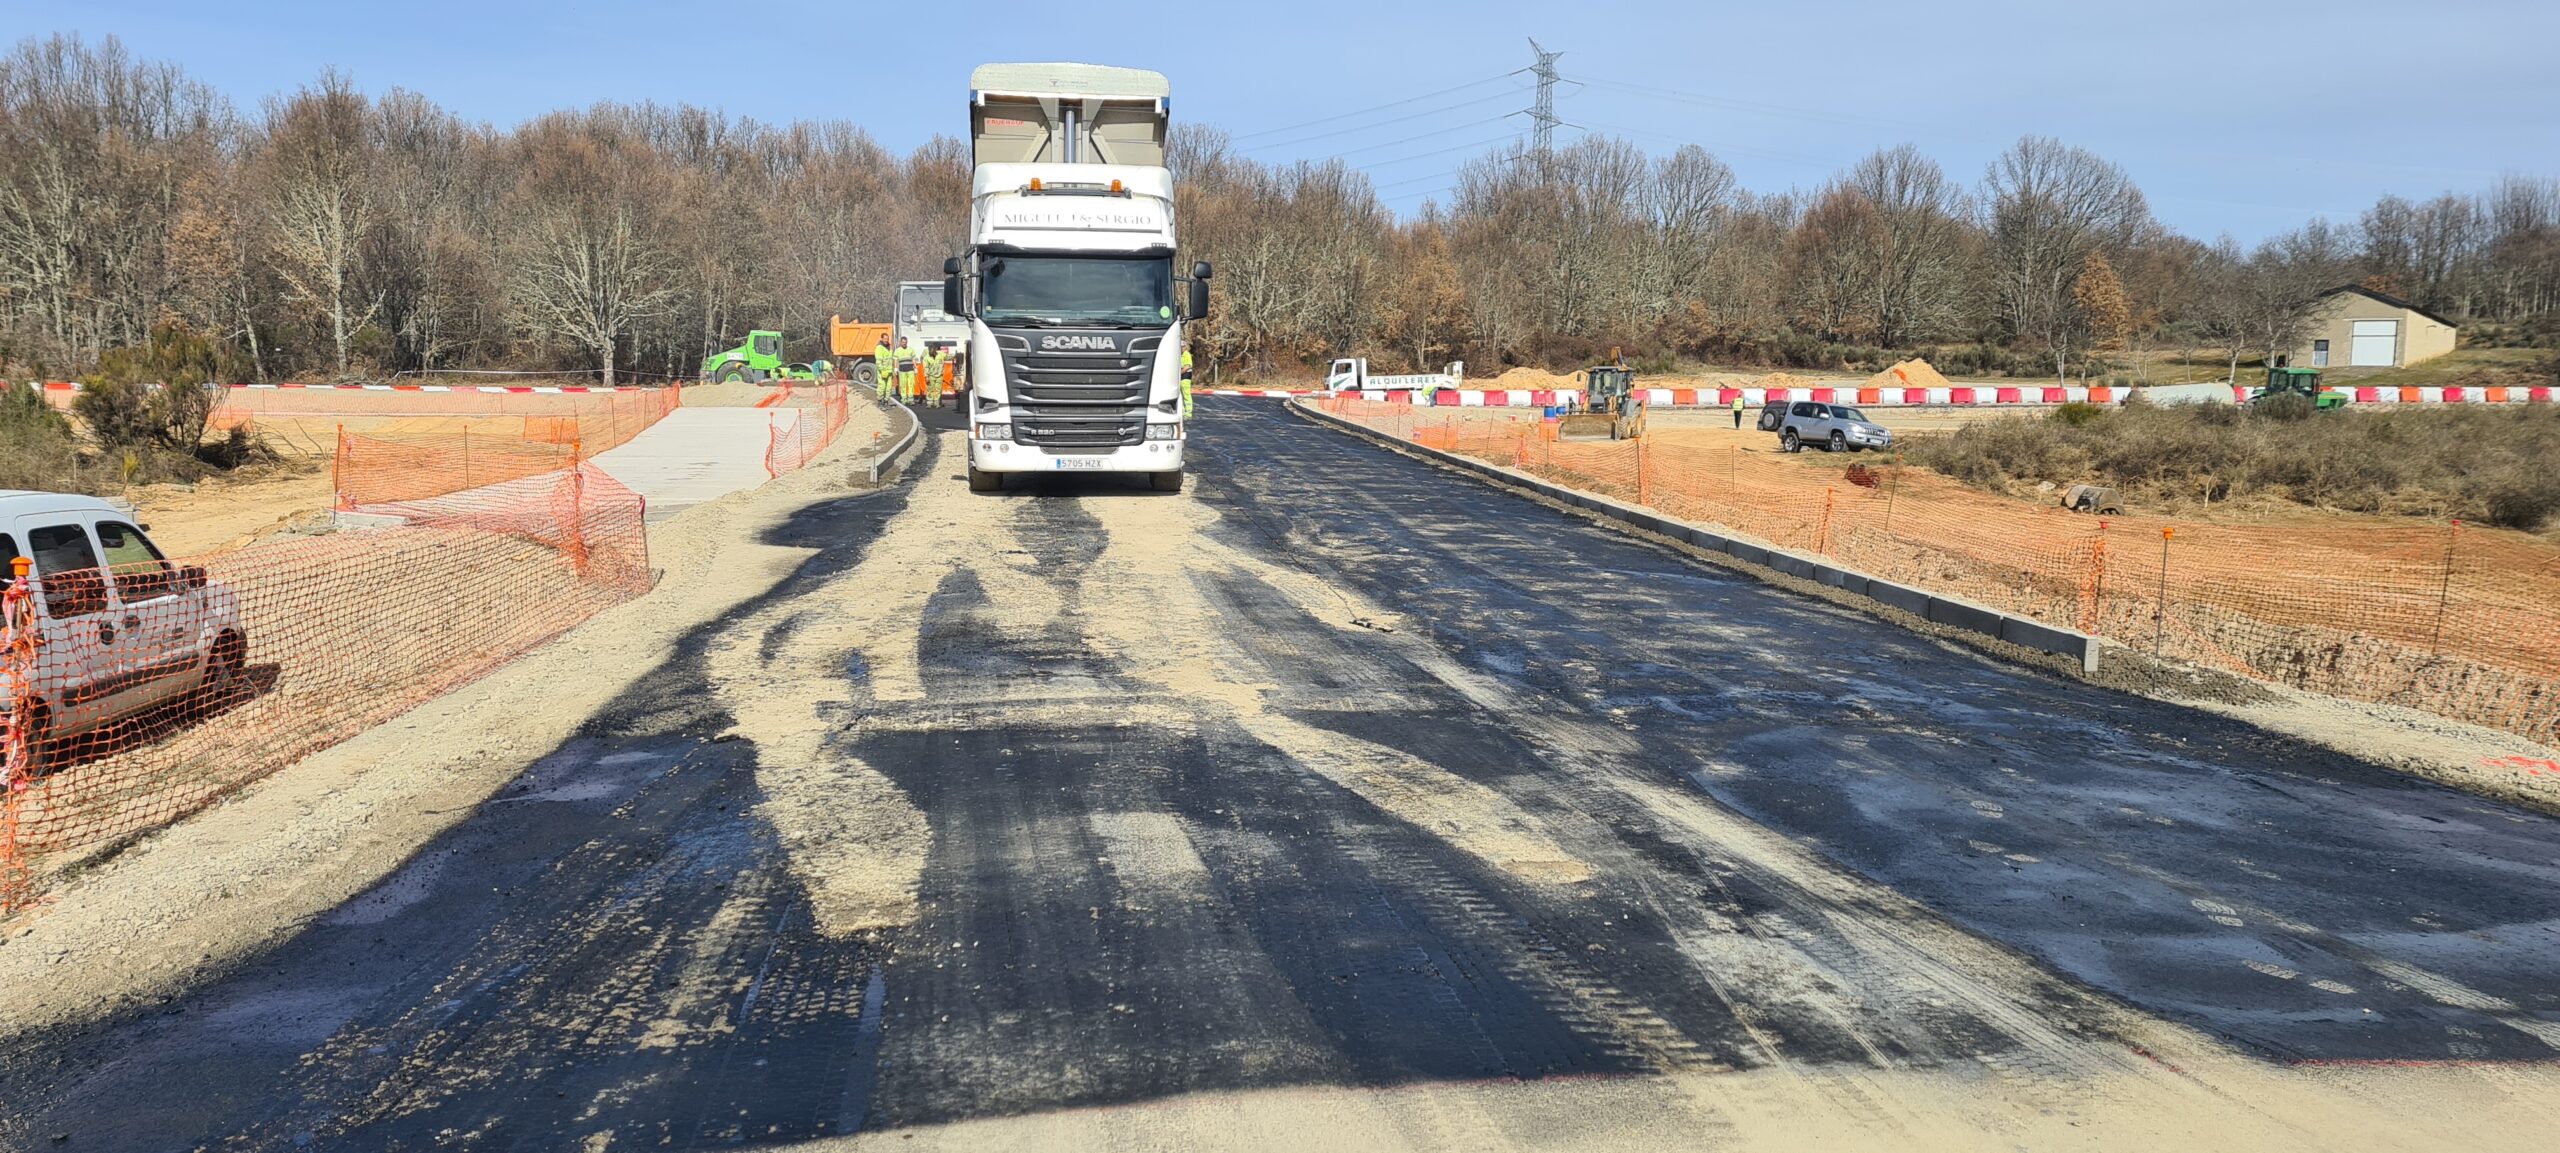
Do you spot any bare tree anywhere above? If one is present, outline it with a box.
[2243,221,2354,367]
[1846,144,1972,346]
[1982,135,2149,384]
[258,71,379,376]
[506,116,677,387]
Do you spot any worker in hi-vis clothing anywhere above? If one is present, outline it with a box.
[872,336,895,401]
[1730,392,1745,429]
[922,345,946,407]
[897,342,920,403]
[1179,347,1194,419]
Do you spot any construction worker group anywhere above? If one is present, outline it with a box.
[871,333,957,406]
[868,332,1198,418]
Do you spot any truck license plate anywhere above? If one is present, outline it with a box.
[1053,458,1106,470]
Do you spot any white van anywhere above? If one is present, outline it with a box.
[2,491,248,771]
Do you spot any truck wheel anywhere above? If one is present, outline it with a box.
[1150,470,1184,493]
[1781,429,1802,453]
[853,362,877,387]
[968,466,1003,493]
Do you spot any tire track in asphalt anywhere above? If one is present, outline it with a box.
[13,401,2560,1151]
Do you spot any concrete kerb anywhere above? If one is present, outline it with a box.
[868,397,924,485]
[1287,399,2103,675]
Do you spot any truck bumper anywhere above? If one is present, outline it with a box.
[970,440,1184,474]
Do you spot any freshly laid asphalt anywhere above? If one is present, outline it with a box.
[7,398,2556,1150]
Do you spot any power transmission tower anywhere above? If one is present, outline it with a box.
[1526,38,1564,157]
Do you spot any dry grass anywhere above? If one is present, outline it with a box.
[1901,400,2560,532]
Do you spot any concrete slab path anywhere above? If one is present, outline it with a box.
[591,407,797,521]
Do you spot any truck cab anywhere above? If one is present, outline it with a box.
[3,491,248,771]
[1323,358,1465,395]
[949,63,1202,493]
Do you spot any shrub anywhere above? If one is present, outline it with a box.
[2467,465,2560,531]
[73,378,162,450]
[1,384,81,492]
[1909,398,2560,530]
[2251,392,2316,422]
[2052,401,2108,428]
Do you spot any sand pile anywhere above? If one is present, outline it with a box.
[1755,372,1818,391]
[1869,359,1953,391]
[1490,365,1580,390]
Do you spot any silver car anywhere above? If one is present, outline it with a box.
[1762,400,1892,453]
[2,490,248,772]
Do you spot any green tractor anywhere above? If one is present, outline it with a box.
[2254,362,2346,411]
[700,330,827,384]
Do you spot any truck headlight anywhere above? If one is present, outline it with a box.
[975,423,1011,441]
[1145,423,1182,441]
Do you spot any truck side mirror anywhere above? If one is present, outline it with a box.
[944,273,965,319]
[1186,277,1210,322]
[943,257,961,276]
[1193,261,1212,280]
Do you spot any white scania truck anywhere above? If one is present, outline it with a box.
[943,63,1208,493]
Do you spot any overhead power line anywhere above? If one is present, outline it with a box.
[1576,77,1940,135]
[1228,70,1526,142]
[1344,133,1525,172]
[1318,115,1521,161]
[1240,87,1529,154]
[1558,118,1830,168]
[1372,166,1470,192]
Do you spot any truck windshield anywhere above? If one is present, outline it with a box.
[982,255,1172,327]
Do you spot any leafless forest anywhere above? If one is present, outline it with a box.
[4,34,2556,388]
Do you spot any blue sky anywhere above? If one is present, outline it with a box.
[19,0,2557,242]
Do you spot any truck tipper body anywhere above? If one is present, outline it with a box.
[947,62,1207,493]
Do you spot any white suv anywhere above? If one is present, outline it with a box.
[2,491,248,772]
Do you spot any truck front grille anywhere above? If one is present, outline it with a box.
[994,330,1161,451]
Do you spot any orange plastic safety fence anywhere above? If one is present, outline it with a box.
[1325,400,2560,748]
[315,386,680,508]
[1,466,649,913]
[764,382,854,477]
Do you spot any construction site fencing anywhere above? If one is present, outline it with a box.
[1327,397,2559,749]
[761,381,854,477]
[228,384,681,508]
[2,466,649,913]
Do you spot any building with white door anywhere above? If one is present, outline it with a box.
[2286,285,2458,371]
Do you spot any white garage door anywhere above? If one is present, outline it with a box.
[2350,319,2399,367]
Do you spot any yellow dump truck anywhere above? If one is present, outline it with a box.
[829,316,895,386]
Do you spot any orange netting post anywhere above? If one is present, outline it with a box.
[1816,486,1836,555]
[2431,519,2460,657]
[1637,438,1654,507]
[2,557,34,912]
[2155,527,2174,657]
[2078,519,2110,634]
[332,424,350,511]
[567,440,591,576]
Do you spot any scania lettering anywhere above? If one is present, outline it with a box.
[944,62,1207,494]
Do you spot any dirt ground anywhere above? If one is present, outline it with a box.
[0,402,911,1039]
[7,399,2560,1149]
